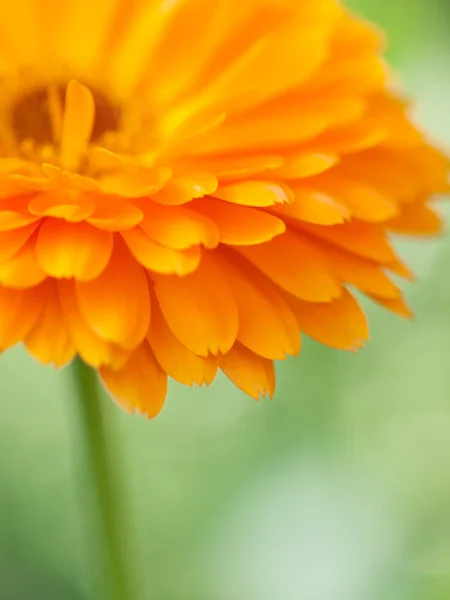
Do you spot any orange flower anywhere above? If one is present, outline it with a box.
[0,0,447,416]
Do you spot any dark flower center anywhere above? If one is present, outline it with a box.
[12,84,121,145]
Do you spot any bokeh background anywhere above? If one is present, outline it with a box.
[1,1,450,598]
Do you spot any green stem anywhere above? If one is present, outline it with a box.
[71,358,134,600]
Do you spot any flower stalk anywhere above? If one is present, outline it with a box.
[71,357,135,600]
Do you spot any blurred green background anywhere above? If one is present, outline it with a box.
[1,1,450,599]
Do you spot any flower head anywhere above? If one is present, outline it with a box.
[0,0,447,416]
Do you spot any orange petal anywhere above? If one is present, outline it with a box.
[388,202,443,235]
[151,171,218,205]
[29,189,96,222]
[385,256,415,280]
[190,197,285,245]
[137,202,219,250]
[331,182,398,223]
[217,251,301,359]
[36,219,113,281]
[236,230,341,302]
[0,222,39,264]
[76,238,151,349]
[370,294,413,318]
[220,343,275,401]
[86,193,144,231]
[195,155,284,183]
[99,167,172,197]
[273,187,349,225]
[59,279,129,369]
[324,245,401,299]
[42,163,100,192]
[153,250,238,356]
[301,220,396,263]
[0,194,40,231]
[214,181,292,207]
[0,234,47,289]
[0,282,47,349]
[149,295,218,386]
[60,81,95,171]
[25,280,75,367]
[122,227,201,276]
[286,288,369,351]
[269,152,338,180]
[100,343,168,419]
[196,110,327,155]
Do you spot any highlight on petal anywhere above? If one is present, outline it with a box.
[36,219,113,280]
[214,181,293,207]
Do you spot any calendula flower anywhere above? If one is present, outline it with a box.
[0,0,447,417]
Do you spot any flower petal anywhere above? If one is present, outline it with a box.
[76,238,151,349]
[99,167,172,198]
[138,202,220,250]
[153,250,238,356]
[217,251,301,359]
[29,189,96,222]
[0,282,47,349]
[191,197,285,245]
[286,288,369,350]
[325,245,401,299]
[388,202,443,235]
[149,295,218,386]
[36,219,113,280]
[151,171,218,206]
[301,220,396,263]
[100,343,168,419]
[236,231,341,302]
[60,81,95,171]
[273,188,349,225]
[59,279,129,369]
[214,181,292,207]
[86,193,144,231]
[0,222,39,264]
[220,343,275,401]
[0,235,47,289]
[24,280,75,367]
[0,194,40,231]
[122,227,201,276]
